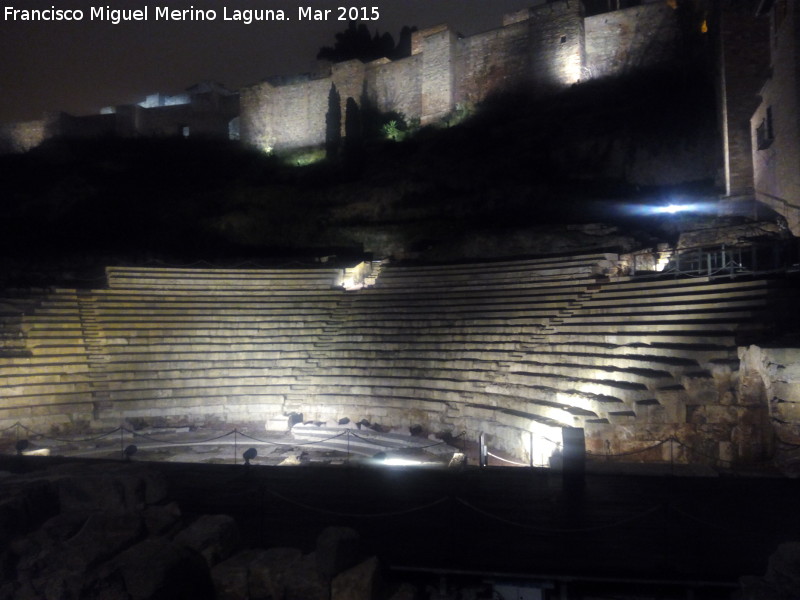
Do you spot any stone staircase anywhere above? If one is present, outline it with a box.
[77,290,111,418]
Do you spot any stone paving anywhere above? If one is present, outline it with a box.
[0,425,462,467]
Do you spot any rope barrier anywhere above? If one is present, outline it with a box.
[662,259,748,279]
[347,430,449,451]
[670,437,728,464]
[16,423,122,443]
[486,451,529,467]
[585,437,672,458]
[455,498,663,534]
[125,428,236,445]
[0,420,785,470]
[232,430,296,446]
[267,489,450,518]
[669,504,740,534]
[236,429,349,447]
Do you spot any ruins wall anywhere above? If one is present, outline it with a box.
[52,113,117,139]
[331,60,367,111]
[585,2,680,79]
[241,78,331,151]
[739,345,800,471]
[0,3,690,154]
[235,1,683,149]
[420,27,457,124]
[0,119,46,154]
[752,3,800,235]
[526,0,585,91]
[455,20,532,106]
[137,103,234,138]
[717,3,771,198]
[365,55,422,118]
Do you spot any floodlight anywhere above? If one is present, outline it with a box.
[243,447,257,465]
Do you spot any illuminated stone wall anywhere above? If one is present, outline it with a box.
[0,2,684,154]
[365,55,422,117]
[240,0,681,151]
[585,2,680,79]
[751,1,800,235]
[241,78,331,152]
[456,20,532,106]
[419,26,457,124]
[0,87,238,154]
[526,0,585,90]
[0,120,46,153]
[739,345,800,462]
[716,2,771,199]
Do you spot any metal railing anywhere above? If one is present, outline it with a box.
[650,240,796,279]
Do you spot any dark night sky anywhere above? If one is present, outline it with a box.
[0,0,543,123]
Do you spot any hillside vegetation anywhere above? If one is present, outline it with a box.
[0,64,719,274]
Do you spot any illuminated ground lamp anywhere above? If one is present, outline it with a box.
[15,439,50,456]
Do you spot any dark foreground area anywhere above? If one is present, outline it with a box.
[2,454,799,598]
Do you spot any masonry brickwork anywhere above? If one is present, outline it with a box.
[716,1,771,199]
[751,0,800,235]
[0,83,239,153]
[0,120,46,154]
[0,2,710,157]
[240,0,682,152]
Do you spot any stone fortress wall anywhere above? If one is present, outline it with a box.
[0,82,240,154]
[0,1,711,156]
[239,0,682,152]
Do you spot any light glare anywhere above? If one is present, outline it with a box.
[382,457,425,466]
[653,204,695,214]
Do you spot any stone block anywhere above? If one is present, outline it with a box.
[765,542,800,591]
[771,382,800,404]
[316,526,363,581]
[53,463,168,512]
[100,538,214,600]
[143,501,182,536]
[331,556,383,600]
[284,552,327,600]
[212,547,304,600]
[388,582,420,600]
[174,514,241,568]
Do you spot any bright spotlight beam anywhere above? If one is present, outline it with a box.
[652,204,696,214]
[620,200,717,217]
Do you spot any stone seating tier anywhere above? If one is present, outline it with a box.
[0,256,780,463]
[105,267,344,290]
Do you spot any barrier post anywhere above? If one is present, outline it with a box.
[234,429,238,465]
[670,436,674,476]
[120,425,124,459]
[529,431,534,468]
